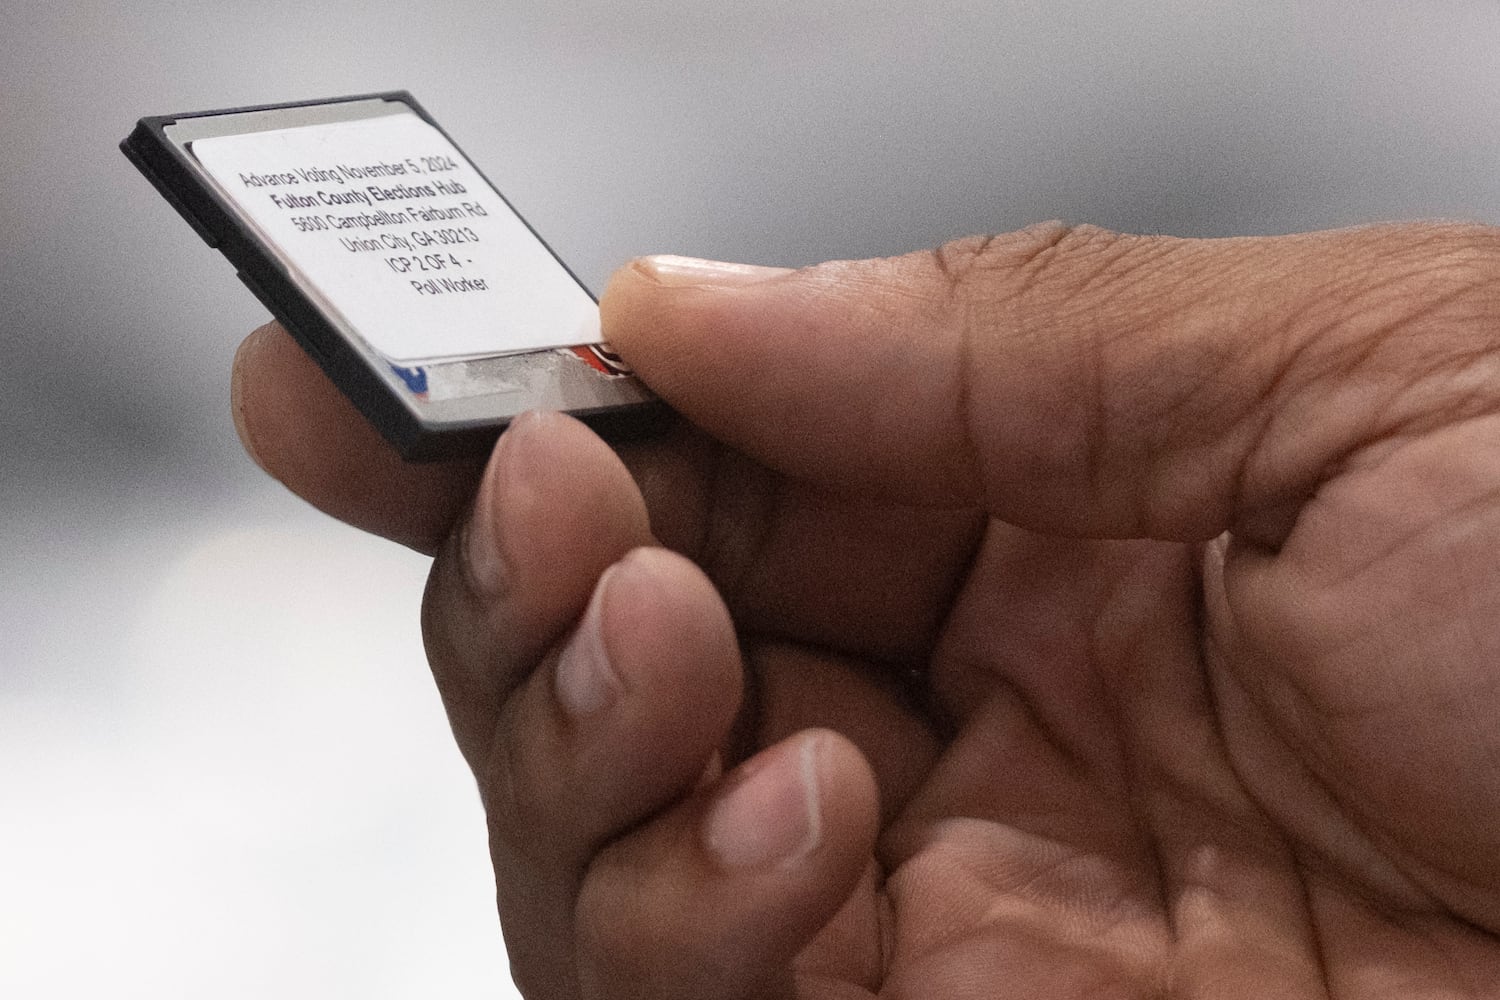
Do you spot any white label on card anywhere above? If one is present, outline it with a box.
[190,110,600,364]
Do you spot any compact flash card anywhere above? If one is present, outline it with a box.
[123,92,662,459]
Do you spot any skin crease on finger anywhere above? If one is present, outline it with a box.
[233,223,1500,998]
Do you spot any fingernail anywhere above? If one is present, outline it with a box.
[634,255,793,288]
[554,564,624,718]
[464,464,505,595]
[703,735,823,870]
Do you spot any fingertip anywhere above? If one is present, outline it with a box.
[230,322,275,474]
[462,411,652,610]
[702,728,878,874]
[598,255,792,358]
[474,549,743,880]
[551,545,741,753]
[599,547,740,696]
[548,544,739,726]
[428,410,655,745]
[462,409,598,595]
[573,729,878,998]
[229,321,484,553]
[819,727,883,847]
[596,256,662,355]
[806,728,883,875]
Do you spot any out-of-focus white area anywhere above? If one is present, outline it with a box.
[1,485,509,997]
[3,0,1499,996]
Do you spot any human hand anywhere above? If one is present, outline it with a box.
[233,222,1500,997]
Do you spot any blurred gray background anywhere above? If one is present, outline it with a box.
[2,1,1497,996]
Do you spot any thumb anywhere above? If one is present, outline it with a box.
[601,223,1500,543]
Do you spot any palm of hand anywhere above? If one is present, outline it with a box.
[703,418,1500,998]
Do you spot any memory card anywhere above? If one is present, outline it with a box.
[122,92,664,460]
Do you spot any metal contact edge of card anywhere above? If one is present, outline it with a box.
[121,91,666,460]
